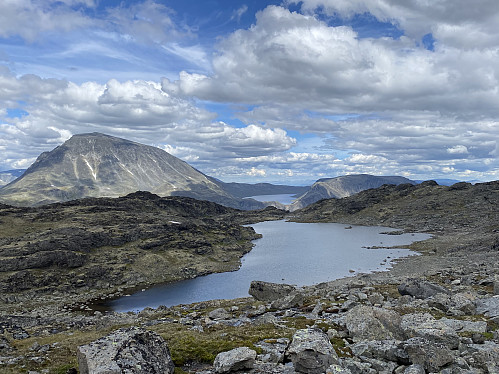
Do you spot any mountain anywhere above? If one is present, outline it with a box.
[219,182,308,198]
[289,174,415,210]
[0,133,264,209]
[294,180,499,251]
[0,169,25,187]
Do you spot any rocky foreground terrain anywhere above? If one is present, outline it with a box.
[1,181,498,373]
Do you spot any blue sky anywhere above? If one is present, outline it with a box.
[0,0,498,184]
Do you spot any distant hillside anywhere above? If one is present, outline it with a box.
[219,182,308,198]
[0,169,25,187]
[0,133,264,209]
[294,180,499,251]
[289,174,415,210]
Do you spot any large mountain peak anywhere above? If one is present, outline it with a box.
[0,133,262,209]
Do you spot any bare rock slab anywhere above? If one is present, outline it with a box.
[398,278,450,299]
[249,281,296,301]
[214,347,257,373]
[77,327,174,374]
[286,328,338,374]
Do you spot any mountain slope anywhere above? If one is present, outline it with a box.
[0,133,264,209]
[289,174,415,210]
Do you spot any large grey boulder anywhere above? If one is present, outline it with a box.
[286,328,338,374]
[345,305,404,341]
[350,340,409,365]
[403,337,454,372]
[400,313,459,349]
[398,278,450,299]
[213,347,257,373]
[77,327,174,374]
[475,296,499,318]
[249,281,296,301]
[463,342,499,373]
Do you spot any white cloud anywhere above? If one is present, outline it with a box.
[247,167,266,177]
[447,145,469,154]
[0,0,92,42]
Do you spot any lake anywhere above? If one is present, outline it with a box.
[106,220,431,312]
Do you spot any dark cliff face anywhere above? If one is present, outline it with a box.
[289,174,415,210]
[0,133,265,210]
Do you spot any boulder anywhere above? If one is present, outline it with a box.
[208,308,230,320]
[350,340,409,365]
[403,364,425,374]
[475,296,499,318]
[400,313,459,349]
[464,342,499,373]
[249,281,296,301]
[213,347,257,373]
[403,337,454,372]
[345,305,404,341]
[398,278,450,299]
[77,327,174,374]
[286,328,338,374]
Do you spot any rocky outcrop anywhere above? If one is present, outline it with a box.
[77,327,174,374]
[213,347,257,373]
[249,281,296,301]
[289,174,414,210]
[286,328,338,374]
[398,278,450,299]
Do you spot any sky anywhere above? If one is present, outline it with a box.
[0,0,498,185]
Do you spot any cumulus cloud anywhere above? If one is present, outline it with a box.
[0,0,93,42]
[0,68,296,173]
[176,6,497,119]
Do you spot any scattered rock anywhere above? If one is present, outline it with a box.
[398,278,450,299]
[345,305,404,341]
[286,328,338,374]
[213,347,257,373]
[249,281,296,301]
[77,327,174,374]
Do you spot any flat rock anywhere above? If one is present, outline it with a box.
[400,313,459,349]
[213,347,257,373]
[77,327,174,374]
[345,305,404,341]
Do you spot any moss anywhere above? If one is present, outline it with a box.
[330,336,352,358]
[152,322,287,366]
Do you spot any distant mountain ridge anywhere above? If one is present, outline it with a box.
[289,174,415,210]
[0,133,266,209]
[0,169,25,186]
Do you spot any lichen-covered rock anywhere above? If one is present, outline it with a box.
[403,364,425,374]
[77,327,174,374]
[286,328,338,374]
[400,313,459,349]
[350,340,409,365]
[213,347,257,373]
[345,305,404,341]
[249,281,296,301]
[208,308,230,320]
[403,337,454,372]
[398,278,450,299]
[475,296,499,318]
[463,341,499,373]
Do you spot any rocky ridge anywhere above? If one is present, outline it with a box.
[289,175,415,211]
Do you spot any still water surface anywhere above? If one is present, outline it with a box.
[107,220,431,312]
